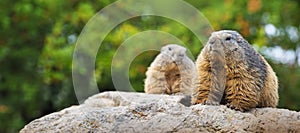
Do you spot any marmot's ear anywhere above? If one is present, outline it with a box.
[236,37,244,44]
[160,46,167,52]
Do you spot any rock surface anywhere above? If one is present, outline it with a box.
[20,91,300,132]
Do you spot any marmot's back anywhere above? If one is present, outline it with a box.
[192,30,278,111]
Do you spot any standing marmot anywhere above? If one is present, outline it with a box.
[144,44,197,95]
[191,30,279,111]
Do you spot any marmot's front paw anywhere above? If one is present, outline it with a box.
[202,99,220,106]
[226,103,247,112]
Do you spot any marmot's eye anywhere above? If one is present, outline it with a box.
[168,47,172,51]
[179,54,184,57]
[225,36,232,41]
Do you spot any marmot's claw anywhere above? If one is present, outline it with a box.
[226,103,245,112]
[203,99,220,106]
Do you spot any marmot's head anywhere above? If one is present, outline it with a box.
[161,44,187,63]
[207,30,245,62]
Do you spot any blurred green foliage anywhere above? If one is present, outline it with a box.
[0,0,300,132]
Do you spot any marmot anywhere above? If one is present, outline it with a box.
[191,30,279,111]
[144,44,197,95]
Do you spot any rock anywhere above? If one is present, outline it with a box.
[20,91,300,133]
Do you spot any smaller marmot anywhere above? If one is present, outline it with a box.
[192,30,279,111]
[144,44,197,95]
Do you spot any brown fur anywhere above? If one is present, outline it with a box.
[164,62,181,94]
[145,44,197,95]
[191,30,279,111]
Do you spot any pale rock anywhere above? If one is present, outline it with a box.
[20,91,300,133]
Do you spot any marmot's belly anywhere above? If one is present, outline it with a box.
[164,63,181,94]
[223,64,264,97]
